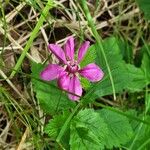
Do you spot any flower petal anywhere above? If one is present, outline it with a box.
[64,36,74,61]
[79,63,104,82]
[48,44,67,64]
[40,64,64,81]
[78,41,90,63]
[57,72,70,91]
[68,75,82,101]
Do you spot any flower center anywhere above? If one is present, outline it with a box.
[66,61,79,74]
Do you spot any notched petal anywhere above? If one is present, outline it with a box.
[78,41,90,63]
[79,63,104,82]
[68,75,82,101]
[64,36,74,61]
[57,72,70,91]
[40,64,64,81]
[48,44,67,64]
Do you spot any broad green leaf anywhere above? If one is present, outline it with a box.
[136,0,150,20]
[44,111,70,149]
[98,36,120,68]
[118,38,133,63]
[127,49,150,91]
[70,109,108,150]
[80,37,135,99]
[70,126,101,150]
[83,37,131,103]
[44,111,69,138]
[126,44,150,91]
[125,64,147,91]
[131,121,150,149]
[126,112,150,149]
[98,109,133,149]
[31,62,75,114]
[83,37,149,103]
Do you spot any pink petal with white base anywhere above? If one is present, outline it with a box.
[78,41,90,63]
[79,63,104,82]
[40,64,64,81]
[68,75,82,101]
[57,72,70,91]
[48,44,67,64]
[64,37,74,61]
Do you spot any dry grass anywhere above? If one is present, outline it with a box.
[0,0,150,149]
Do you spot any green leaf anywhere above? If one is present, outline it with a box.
[136,0,150,20]
[84,37,131,103]
[141,52,150,82]
[97,36,127,86]
[45,111,70,138]
[98,109,133,149]
[80,44,97,68]
[70,109,108,150]
[126,46,150,92]
[80,77,91,90]
[132,121,150,149]
[98,36,121,68]
[126,49,150,91]
[44,111,70,149]
[126,112,150,149]
[83,37,149,103]
[31,62,75,115]
[125,64,147,91]
[118,37,133,63]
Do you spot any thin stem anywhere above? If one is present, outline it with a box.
[10,0,54,78]
[56,102,82,143]
[79,0,116,100]
[0,1,7,54]
[137,138,150,150]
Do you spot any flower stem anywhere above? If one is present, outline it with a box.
[79,0,116,100]
[56,102,82,143]
[56,0,118,145]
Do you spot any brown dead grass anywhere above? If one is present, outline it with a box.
[0,0,150,149]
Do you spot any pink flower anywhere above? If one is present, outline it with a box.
[40,37,104,101]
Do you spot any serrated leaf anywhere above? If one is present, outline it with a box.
[70,109,108,150]
[83,37,149,103]
[126,109,150,149]
[98,109,133,149]
[95,37,131,96]
[70,126,101,150]
[84,37,131,103]
[125,64,147,91]
[118,38,133,63]
[98,36,120,68]
[45,111,70,138]
[44,111,70,149]
[131,121,150,149]
[126,47,150,91]
[31,62,75,114]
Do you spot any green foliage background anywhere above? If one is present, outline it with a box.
[31,0,150,149]
[32,36,150,149]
